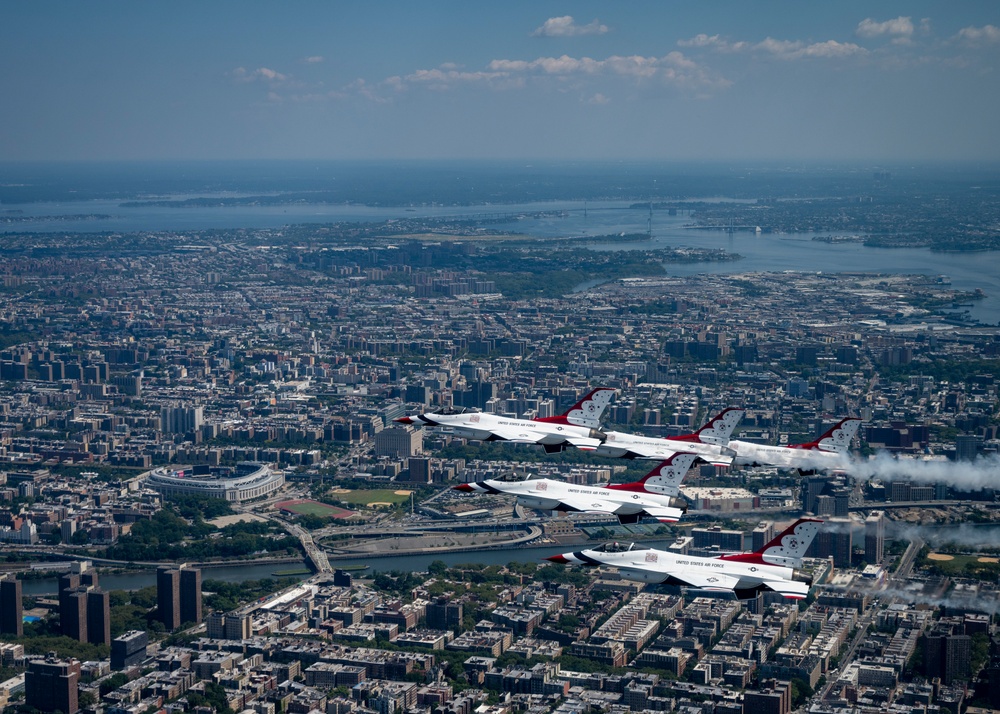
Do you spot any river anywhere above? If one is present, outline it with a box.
[23,519,1000,595]
[4,199,998,325]
[20,539,677,595]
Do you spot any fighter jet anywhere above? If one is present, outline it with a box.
[728,418,861,471]
[453,452,698,524]
[595,408,745,465]
[395,387,615,453]
[545,517,823,600]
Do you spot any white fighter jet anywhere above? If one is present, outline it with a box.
[729,418,861,471]
[595,408,745,465]
[453,452,698,524]
[395,387,615,453]
[545,517,823,600]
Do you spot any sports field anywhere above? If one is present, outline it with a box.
[274,499,356,519]
[333,489,413,507]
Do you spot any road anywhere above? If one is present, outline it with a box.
[813,536,925,705]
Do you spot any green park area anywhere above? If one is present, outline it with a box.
[275,499,355,518]
[326,489,413,507]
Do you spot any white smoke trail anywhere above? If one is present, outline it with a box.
[837,452,1000,491]
[850,584,1000,616]
[887,521,1000,550]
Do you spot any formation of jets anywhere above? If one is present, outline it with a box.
[396,387,861,601]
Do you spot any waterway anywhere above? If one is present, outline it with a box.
[20,539,677,595]
[4,200,998,325]
[24,519,1000,595]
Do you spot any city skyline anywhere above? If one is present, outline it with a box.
[2,1,999,163]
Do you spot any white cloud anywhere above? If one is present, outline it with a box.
[487,52,718,82]
[302,56,324,64]
[347,78,391,103]
[385,51,727,94]
[856,16,915,43]
[677,33,748,52]
[792,40,869,59]
[679,34,867,60]
[586,93,610,105]
[956,24,1000,45]
[232,66,289,83]
[404,67,511,91]
[532,16,609,38]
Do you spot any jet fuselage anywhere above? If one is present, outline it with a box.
[455,477,684,523]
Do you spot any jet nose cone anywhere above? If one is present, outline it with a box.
[545,554,570,564]
[453,483,475,492]
[394,416,413,424]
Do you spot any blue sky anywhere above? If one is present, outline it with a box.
[2,1,999,163]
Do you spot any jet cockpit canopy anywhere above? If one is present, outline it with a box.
[594,541,648,554]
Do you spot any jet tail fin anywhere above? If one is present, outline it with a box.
[669,408,744,446]
[605,452,697,497]
[793,418,862,453]
[718,518,823,568]
[535,387,616,429]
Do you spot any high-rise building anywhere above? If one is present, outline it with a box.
[62,590,89,642]
[180,567,202,626]
[157,566,181,630]
[427,597,463,630]
[160,404,204,434]
[225,613,252,640]
[373,425,422,458]
[692,527,744,552]
[865,511,886,564]
[743,679,791,714]
[808,521,853,568]
[206,611,225,639]
[111,630,149,670]
[57,562,108,646]
[26,655,81,714]
[0,574,22,636]
[158,564,201,630]
[955,434,982,461]
[87,590,111,646]
[406,457,432,484]
[751,523,774,553]
[57,572,80,622]
[925,622,971,684]
[206,611,251,640]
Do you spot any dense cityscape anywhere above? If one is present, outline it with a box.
[0,163,997,714]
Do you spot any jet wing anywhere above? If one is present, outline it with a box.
[642,505,685,523]
[556,495,624,516]
[666,569,741,592]
[486,426,548,444]
[564,435,603,451]
[761,579,810,599]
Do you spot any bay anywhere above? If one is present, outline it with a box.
[3,199,997,325]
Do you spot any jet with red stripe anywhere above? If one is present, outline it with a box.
[545,517,822,600]
[595,408,745,465]
[729,418,861,471]
[395,387,615,453]
[453,452,698,524]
